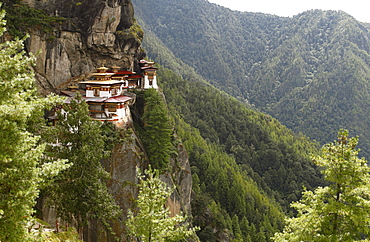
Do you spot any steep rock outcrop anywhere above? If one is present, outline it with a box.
[164,142,193,217]
[22,0,144,93]
[103,129,143,241]
[102,129,193,241]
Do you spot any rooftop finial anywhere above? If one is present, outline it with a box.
[111,64,120,73]
[97,60,109,73]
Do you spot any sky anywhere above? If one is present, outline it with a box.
[207,0,370,23]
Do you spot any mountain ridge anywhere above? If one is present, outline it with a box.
[133,0,370,157]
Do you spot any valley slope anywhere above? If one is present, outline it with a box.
[133,0,370,158]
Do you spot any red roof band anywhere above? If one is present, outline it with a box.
[83,95,132,103]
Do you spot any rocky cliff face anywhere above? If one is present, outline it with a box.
[22,0,144,93]
[103,130,193,241]
[20,0,194,240]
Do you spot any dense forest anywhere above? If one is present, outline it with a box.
[132,0,370,158]
[159,66,324,207]
[157,64,326,240]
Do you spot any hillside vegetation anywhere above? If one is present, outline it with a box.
[160,67,323,207]
[133,0,370,158]
[157,65,326,240]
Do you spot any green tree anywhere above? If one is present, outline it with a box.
[0,7,66,241]
[273,129,370,241]
[231,214,242,241]
[44,93,120,232]
[141,88,173,171]
[126,167,198,242]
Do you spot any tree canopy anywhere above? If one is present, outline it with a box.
[126,167,198,242]
[134,88,174,171]
[43,93,120,231]
[0,7,66,241]
[273,129,370,241]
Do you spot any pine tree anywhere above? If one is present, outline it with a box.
[126,167,198,242]
[231,214,243,241]
[141,88,173,171]
[0,7,66,241]
[44,93,120,232]
[273,129,370,241]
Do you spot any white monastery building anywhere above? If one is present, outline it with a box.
[57,60,158,127]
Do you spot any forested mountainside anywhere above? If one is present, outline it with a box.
[159,66,323,206]
[132,0,370,158]
[158,65,325,241]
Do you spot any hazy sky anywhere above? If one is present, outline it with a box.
[207,0,370,23]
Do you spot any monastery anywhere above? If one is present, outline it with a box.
[53,60,158,127]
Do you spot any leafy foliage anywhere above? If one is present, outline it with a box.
[2,1,65,39]
[38,227,82,242]
[273,130,370,241]
[43,93,120,230]
[0,8,65,241]
[126,167,198,242]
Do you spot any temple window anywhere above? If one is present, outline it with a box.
[93,88,100,97]
[107,104,117,112]
[89,104,103,112]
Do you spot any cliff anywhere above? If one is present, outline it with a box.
[12,0,193,240]
[20,0,144,93]
[103,129,193,241]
